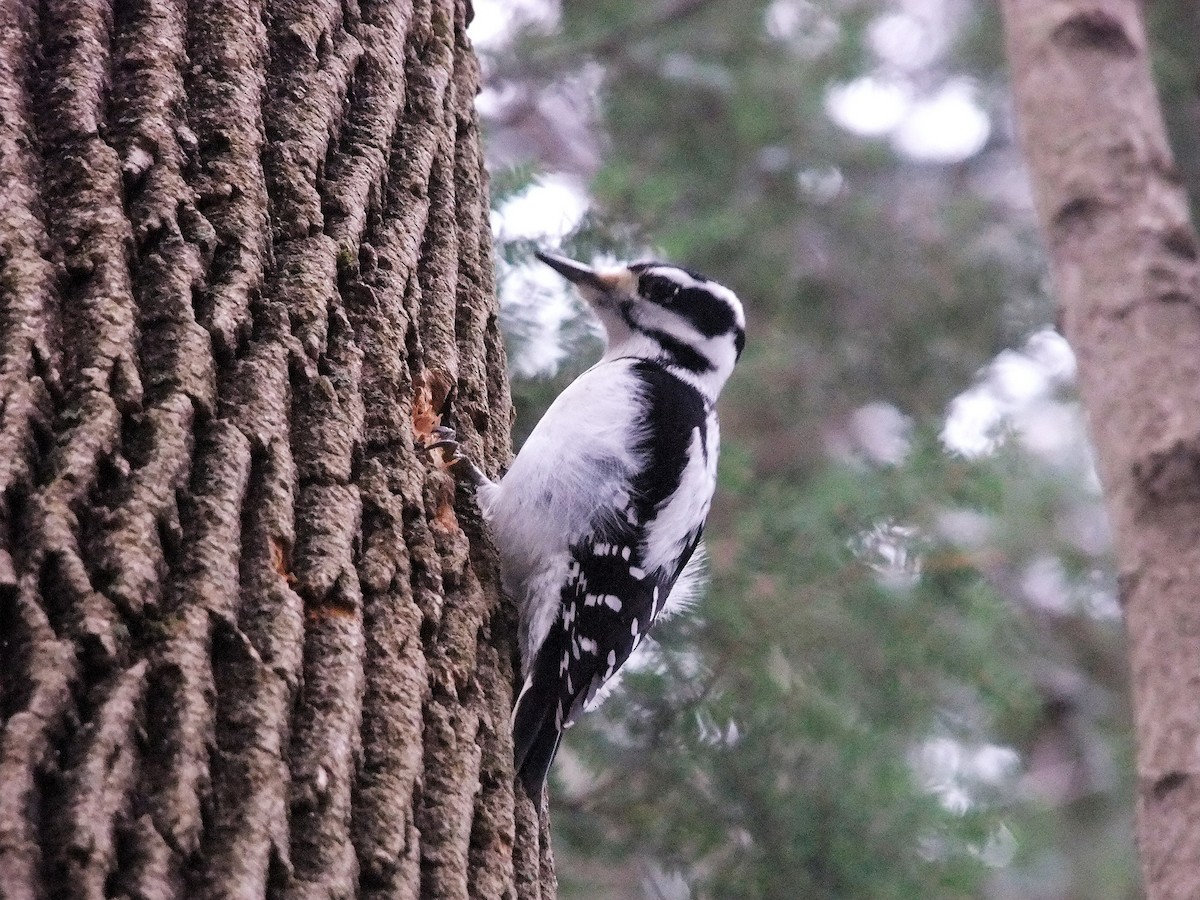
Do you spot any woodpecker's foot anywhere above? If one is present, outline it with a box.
[421,426,488,487]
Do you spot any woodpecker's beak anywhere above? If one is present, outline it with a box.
[534,251,609,291]
[536,250,642,302]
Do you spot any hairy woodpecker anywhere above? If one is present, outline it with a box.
[429,250,745,799]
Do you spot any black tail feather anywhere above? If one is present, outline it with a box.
[512,629,571,799]
[511,678,551,773]
[517,714,563,800]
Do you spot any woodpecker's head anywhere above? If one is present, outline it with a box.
[536,251,745,394]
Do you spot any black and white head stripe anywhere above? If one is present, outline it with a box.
[532,250,746,382]
[627,261,747,366]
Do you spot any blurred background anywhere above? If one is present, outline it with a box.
[470,2,1200,897]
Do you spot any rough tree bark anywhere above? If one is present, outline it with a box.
[0,0,554,897]
[1001,2,1200,897]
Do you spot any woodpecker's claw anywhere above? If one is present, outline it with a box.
[420,425,488,487]
[420,425,464,459]
[422,425,460,454]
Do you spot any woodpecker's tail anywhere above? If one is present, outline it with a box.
[511,634,568,799]
[511,693,562,800]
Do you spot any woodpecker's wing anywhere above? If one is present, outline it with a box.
[511,525,703,799]
[512,361,714,798]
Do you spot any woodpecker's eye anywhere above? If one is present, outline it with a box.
[638,273,683,306]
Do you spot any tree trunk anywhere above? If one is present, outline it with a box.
[0,0,554,897]
[1001,2,1200,897]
